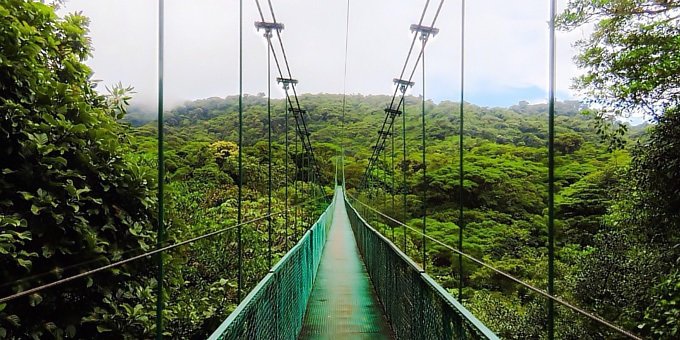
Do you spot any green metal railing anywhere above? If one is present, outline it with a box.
[345,197,498,340]
[207,192,336,340]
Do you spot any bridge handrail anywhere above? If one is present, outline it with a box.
[208,191,336,340]
[344,195,499,340]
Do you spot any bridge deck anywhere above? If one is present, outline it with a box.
[299,190,393,339]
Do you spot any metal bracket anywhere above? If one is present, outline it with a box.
[410,24,439,41]
[255,21,284,38]
[384,108,402,117]
[288,108,307,118]
[277,77,298,90]
[393,78,415,94]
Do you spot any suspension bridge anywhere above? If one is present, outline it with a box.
[0,0,647,339]
[208,185,497,339]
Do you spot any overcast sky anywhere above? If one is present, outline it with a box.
[59,0,589,109]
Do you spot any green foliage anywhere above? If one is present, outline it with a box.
[0,0,156,337]
[558,2,680,337]
[2,0,676,337]
[641,270,680,338]
[558,0,680,122]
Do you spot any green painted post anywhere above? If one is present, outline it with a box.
[458,0,466,302]
[548,0,556,338]
[155,1,165,338]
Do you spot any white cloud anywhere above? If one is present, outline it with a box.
[60,0,587,108]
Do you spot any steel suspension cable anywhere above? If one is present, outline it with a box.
[342,0,351,187]
[302,153,306,228]
[254,0,320,232]
[362,0,446,189]
[360,0,432,187]
[421,38,427,272]
[347,196,642,340]
[458,0,466,302]
[266,32,273,268]
[237,0,244,303]
[402,95,407,251]
[548,0,557,338]
[372,0,446,252]
[363,0,447,264]
[391,120,396,240]
[295,127,299,239]
[284,88,289,250]
[155,1,165,337]
[255,0,324,201]
[253,4,302,136]
[383,145,387,234]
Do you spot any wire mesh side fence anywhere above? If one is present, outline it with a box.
[208,191,335,340]
[0,194,327,339]
[344,196,498,340]
[347,194,642,340]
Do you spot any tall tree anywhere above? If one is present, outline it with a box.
[558,0,679,121]
[0,1,157,337]
[559,1,680,337]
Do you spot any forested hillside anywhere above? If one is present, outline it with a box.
[128,93,656,338]
[2,0,678,339]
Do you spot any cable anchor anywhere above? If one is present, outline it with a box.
[393,78,415,94]
[255,21,284,38]
[277,77,298,91]
[410,24,439,42]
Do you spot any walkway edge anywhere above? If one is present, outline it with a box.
[345,195,499,339]
[208,191,336,340]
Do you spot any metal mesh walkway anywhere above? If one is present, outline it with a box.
[299,188,394,339]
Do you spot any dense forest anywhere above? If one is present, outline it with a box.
[1,0,678,339]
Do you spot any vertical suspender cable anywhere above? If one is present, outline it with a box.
[458,0,465,302]
[302,152,306,227]
[548,0,557,338]
[402,98,407,251]
[421,39,427,272]
[391,122,396,240]
[237,0,243,303]
[267,33,273,269]
[284,90,289,250]
[307,154,311,226]
[155,1,165,338]
[341,0,350,188]
[383,146,387,228]
[294,131,299,238]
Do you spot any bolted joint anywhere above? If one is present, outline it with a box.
[410,24,439,41]
[384,108,402,117]
[277,77,298,90]
[288,107,306,116]
[393,78,415,94]
[255,21,284,39]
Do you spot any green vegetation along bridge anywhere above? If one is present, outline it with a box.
[3,0,668,338]
[208,187,498,339]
